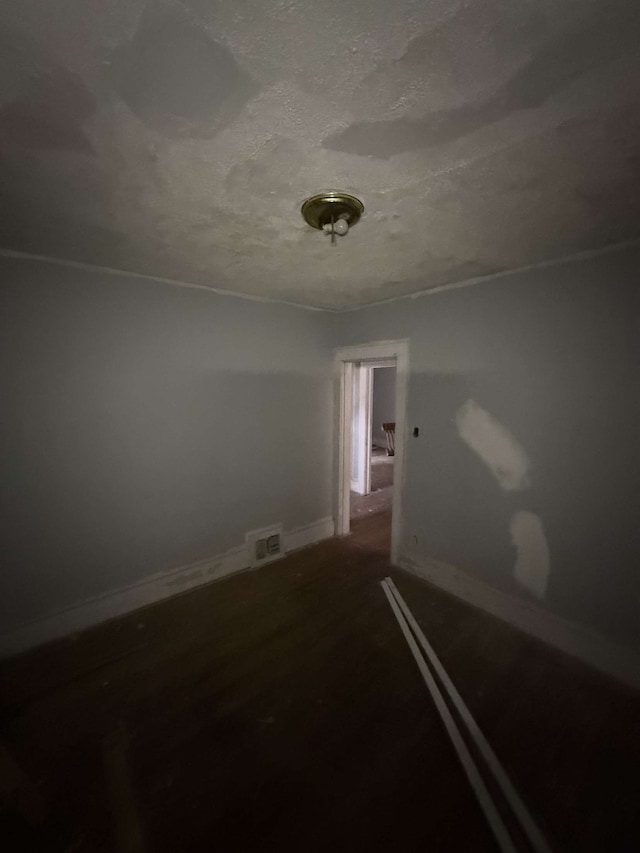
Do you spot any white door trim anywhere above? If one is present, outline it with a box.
[334,339,409,565]
[350,364,373,495]
[362,366,373,494]
[364,359,397,369]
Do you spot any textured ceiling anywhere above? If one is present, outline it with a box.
[1,0,640,309]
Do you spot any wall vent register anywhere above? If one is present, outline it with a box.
[246,525,284,568]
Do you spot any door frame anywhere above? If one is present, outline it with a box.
[334,339,409,565]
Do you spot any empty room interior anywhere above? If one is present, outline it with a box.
[1,1,639,851]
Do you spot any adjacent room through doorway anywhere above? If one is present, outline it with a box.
[350,365,396,527]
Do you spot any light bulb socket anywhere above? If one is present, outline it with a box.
[301,191,364,231]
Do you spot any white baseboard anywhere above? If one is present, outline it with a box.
[284,516,335,553]
[0,517,335,660]
[397,554,640,691]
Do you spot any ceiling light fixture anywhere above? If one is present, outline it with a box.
[301,191,364,246]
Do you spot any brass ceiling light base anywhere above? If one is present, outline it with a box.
[301,191,364,245]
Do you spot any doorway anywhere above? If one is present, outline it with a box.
[334,340,408,563]
[350,362,396,522]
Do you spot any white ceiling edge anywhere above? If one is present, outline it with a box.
[2,239,638,315]
[0,248,326,312]
[339,238,640,312]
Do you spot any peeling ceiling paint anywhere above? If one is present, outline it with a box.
[1,0,639,309]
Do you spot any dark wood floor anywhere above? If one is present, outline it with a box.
[1,510,639,852]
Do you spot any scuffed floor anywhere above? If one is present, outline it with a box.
[1,523,639,851]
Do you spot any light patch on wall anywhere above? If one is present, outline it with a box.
[455,399,530,491]
[510,510,550,600]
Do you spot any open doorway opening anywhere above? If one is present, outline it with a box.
[334,340,408,563]
[350,363,396,525]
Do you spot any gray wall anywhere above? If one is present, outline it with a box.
[0,256,333,632]
[2,247,639,654]
[371,367,396,448]
[334,247,640,651]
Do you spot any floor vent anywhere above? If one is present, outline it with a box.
[246,525,284,568]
